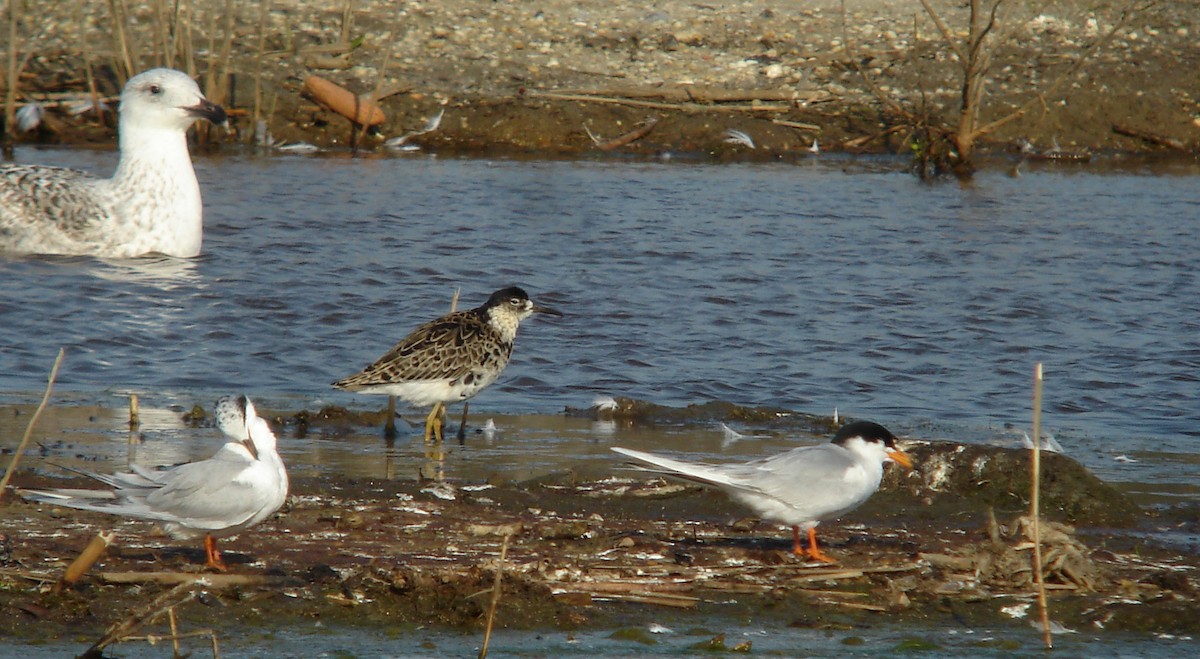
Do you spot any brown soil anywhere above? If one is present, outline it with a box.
[3,400,1199,651]
[7,1,1199,161]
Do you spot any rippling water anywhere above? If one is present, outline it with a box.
[2,149,1198,497]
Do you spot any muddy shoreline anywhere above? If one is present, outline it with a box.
[3,400,1199,654]
[6,1,1198,161]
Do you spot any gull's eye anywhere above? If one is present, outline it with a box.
[148,84,162,95]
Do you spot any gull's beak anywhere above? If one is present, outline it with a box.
[186,98,227,126]
[532,301,563,317]
[886,448,914,470]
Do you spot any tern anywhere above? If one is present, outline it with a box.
[612,420,914,562]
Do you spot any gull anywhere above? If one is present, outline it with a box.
[20,395,288,570]
[0,68,226,258]
[612,421,914,562]
[333,286,561,442]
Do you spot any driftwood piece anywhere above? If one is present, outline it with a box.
[585,117,659,150]
[100,572,289,588]
[1112,124,1189,151]
[772,118,822,132]
[555,86,828,104]
[528,91,792,114]
[303,75,385,126]
[82,581,199,658]
[59,531,114,588]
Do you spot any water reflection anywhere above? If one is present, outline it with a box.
[2,151,1198,499]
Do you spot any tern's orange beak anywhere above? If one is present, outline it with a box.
[886,448,914,470]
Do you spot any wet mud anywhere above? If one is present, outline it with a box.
[2,399,1199,652]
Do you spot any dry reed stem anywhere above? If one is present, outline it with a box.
[168,606,181,656]
[0,348,65,500]
[180,0,196,78]
[528,91,791,114]
[108,0,135,81]
[100,571,287,587]
[78,2,104,128]
[82,580,199,658]
[1030,362,1052,648]
[340,0,355,45]
[58,531,115,588]
[4,0,18,147]
[251,0,270,144]
[478,534,511,659]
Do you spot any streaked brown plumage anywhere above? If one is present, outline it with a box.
[333,286,561,441]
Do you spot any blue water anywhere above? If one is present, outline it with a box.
[1,150,1198,494]
[4,148,1198,657]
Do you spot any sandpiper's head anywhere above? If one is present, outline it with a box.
[831,421,914,470]
[120,68,227,132]
[482,286,562,323]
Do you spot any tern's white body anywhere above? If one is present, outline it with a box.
[21,395,287,542]
[0,68,225,258]
[612,437,893,532]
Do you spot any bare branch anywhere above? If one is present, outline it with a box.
[918,0,969,69]
[970,2,1142,139]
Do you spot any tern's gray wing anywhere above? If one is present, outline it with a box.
[21,444,272,532]
[139,444,278,530]
[741,444,880,520]
[612,444,876,523]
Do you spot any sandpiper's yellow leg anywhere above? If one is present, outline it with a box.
[424,402,446,443]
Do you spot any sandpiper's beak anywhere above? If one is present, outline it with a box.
[186,98,227,125]
[532,301,563,317]
[886,448,914,470]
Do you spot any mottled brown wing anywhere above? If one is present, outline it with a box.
[336,311,512,387]
[0,165,111,238]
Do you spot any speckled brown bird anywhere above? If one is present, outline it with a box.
[333,286,561,442]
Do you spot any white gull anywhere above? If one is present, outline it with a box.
[0,68,226,258]
[20,394,288,570]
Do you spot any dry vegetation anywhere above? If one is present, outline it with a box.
[0,1,1196,166]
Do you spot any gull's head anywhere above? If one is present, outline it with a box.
[482,286,562,324]
[832,420,914,470]
[120,68,227,132]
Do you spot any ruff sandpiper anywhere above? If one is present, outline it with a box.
[333,286,561,442]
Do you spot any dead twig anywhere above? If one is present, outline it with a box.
[528,91,791,114]
[771,119,822,132]
[584,117,659,150]
[0,348,65,501]
[478,534,511,659]
[100,572,289,587]
[82,580,200,658]
[556,86,821,104]
[1030,362,1053,649]
[1112,124,1189,151]
[58,531,115,589]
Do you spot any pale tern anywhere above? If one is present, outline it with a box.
[20,395,288,570]
[612,421,914,562]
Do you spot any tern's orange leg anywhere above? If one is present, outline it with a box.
[804,527,838,563]
[204,534,228,571]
